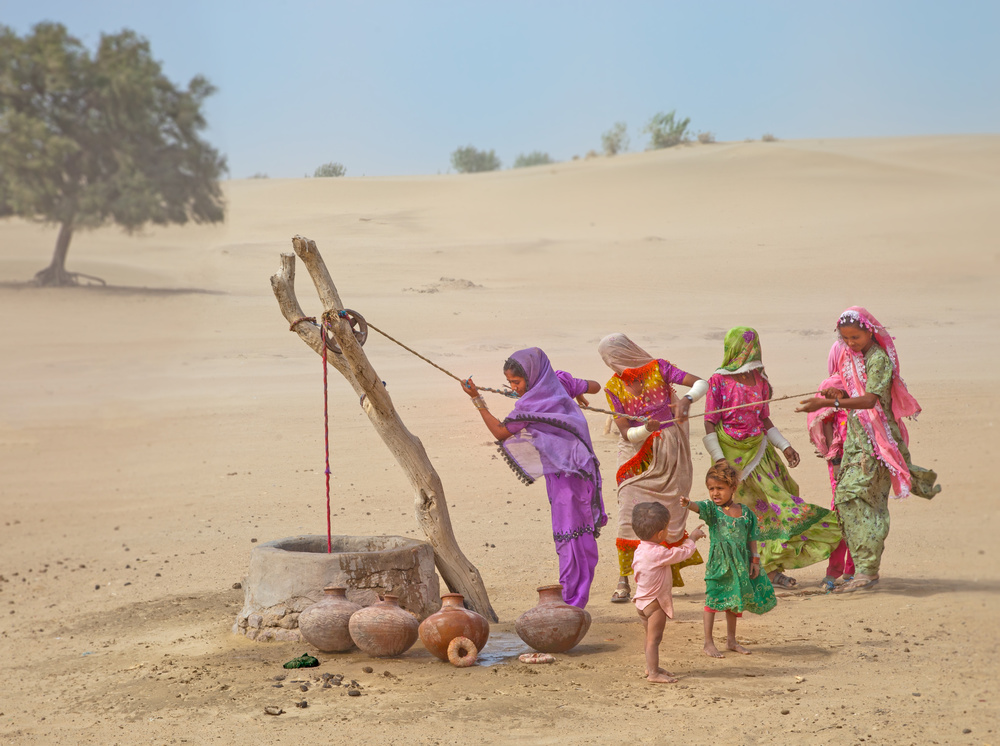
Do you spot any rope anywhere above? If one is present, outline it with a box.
[321,319,333,554]
[300,310,818,426]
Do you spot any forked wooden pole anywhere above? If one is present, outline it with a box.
[270,235,497,621]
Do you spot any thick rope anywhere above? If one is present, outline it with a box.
[303,311,817,425]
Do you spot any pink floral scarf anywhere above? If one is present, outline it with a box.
[836,306,921,497]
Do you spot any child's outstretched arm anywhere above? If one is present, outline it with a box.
[678,496,700,515]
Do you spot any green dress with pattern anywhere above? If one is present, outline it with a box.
[695,500,777,614]
[834,345,910,576]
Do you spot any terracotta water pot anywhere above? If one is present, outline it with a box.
[514,584,591,653]
[298,586,361,653]
[417,592,490,662]
[348,594,419,657]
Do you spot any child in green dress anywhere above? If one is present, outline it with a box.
[680,462,777,658]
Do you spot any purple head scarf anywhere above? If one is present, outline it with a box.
[498,348,605,525]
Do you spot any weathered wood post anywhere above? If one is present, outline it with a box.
[270,235,497,621]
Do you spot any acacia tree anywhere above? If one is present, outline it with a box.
[0,23,226,286]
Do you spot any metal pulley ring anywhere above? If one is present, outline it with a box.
[322,309,368,354]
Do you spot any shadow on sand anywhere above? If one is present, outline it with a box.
[0,280,224,296]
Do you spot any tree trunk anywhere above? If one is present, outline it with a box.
[270,236,498,622]
[33,220,74,286]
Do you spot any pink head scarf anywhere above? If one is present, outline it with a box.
[836,306,920,497]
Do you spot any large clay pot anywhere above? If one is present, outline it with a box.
[418,592,491,662]
[515,584,591,653]
[348,594,419,657]
[298,586,361,653]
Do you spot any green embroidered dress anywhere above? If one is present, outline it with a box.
[834,345,908,576]
[695,500,776,614]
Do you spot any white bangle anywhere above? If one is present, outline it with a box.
[684,378,709,403]
[766,427,791,451]
[703,432,725,462]
[626,425,650,444]
[471,396,487,410]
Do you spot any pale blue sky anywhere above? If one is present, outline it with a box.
[2,1,998,178]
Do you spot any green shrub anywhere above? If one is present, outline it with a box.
[697,131,715,144]
[601,122,629,156]
[513,151,553,168]
[450,146,501,173]
[314,162,346,177]
[762,133,777,142]
[643,111,691,149]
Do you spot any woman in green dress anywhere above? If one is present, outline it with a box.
[796,307,940,592]
[681,462,776,658]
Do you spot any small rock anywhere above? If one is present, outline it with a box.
[271,684,283,688]
[904,647,910,652]
[963,729,972,734]
[351,680,360,688]
[272,674,286,681]
[94,585,100,590]
[232,582,242,590]
[347,689,361,697]
[912,692,921,697]
[780,709,790,715]
[362,666,373,674]
[299,684,308,692]
[322,682,331,689]
[264,706,283,716]
[295,700,308,708]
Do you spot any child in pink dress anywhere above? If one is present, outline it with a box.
[631,502,705,683]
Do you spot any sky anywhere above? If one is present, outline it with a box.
[2,1,998,178]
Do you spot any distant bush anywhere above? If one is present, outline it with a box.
[250,172,269,179]
[697,131,716,144]
[314,162,346,177]
[601,122,629,156]
[451,146,501,173]
[513,151,554,168]
[762,133,777,142]
[644,110,691,149]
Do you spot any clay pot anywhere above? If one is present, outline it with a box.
[418,592,491,662]
[515,584,591,653]
[297,586,361,653]
[348,594,419,657]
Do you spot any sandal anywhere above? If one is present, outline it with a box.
[611,580,631,603]
[835,575,879,593]
[769,572,797,589]
[819,576,837,592]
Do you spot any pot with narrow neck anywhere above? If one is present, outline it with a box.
[348,594,419,657]
[418,592,490,661]
[514,584,591,653]
[298,586,361,653]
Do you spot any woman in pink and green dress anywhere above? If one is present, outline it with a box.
[701,327,841,589]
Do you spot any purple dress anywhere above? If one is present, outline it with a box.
[499,350,607,608]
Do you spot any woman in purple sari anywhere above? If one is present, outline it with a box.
[462,347,608,608]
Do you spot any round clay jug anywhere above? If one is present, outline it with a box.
[348,594,419,657]
[418,592,490,662]
[515,584,591,653]
[298,586,361,653]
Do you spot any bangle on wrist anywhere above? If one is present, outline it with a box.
[834,398,841,409]
[750,557,760,563]
[471,395,487,410]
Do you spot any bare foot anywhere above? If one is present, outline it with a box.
[645,666,675,677]
[703,642,724,658]
[646,670,679,684]
[727,641,751,655]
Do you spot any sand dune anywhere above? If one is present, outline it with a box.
[1,136,997,744]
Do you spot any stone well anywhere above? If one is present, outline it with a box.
[233,534,440,642]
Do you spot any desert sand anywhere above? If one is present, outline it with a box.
[1,136,997,745]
